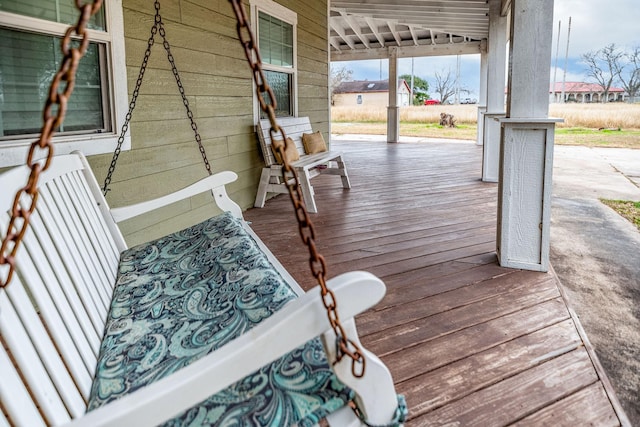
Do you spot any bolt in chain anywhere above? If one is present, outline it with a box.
[102,0,210,195]
[1,0,104,288]
[229,0,365,378]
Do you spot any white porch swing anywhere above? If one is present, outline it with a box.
[0,1,406,426]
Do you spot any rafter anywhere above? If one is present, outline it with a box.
[387,21,402,46]
[408,25,419,46]
[340,11,370,48]
[365,17,385,47]
[331,20,356,50]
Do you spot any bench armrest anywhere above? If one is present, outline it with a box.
[65,271,398,427]
[109,171,243,223]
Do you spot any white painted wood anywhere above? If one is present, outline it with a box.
[111,171,243,222]
[64,272,389,427]
[497,0,558,272]
[25,198,105,344]
[66,172,120,280]
[482,112,506,182]
[255,117,351,213]
[76,153,128,254]
[476,41,488,146]
[34,189,108,330]
[0,151,399,426]
[4,276,86,417]
[480,0,507,179]
[54,176,113,306]
[506,0,554,118]
[331,40,482,61]
[0,410,10,427]
[476,105,486,146]
[387,47,399,144]
[0,341,46,427]
[322,318,399,426]
[0,292,71,425]
[47,180,112,309]
[497,119,558,271]
[6,237,100,397]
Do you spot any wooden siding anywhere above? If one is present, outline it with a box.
[87,0,329,246]
[244,139,627,426]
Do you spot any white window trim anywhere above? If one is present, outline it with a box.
[0,0,129,168]
[249,0,298,123]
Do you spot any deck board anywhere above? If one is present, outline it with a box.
[244,139,624,426]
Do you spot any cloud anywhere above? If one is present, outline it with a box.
[332,1,638,96]
[553,0,640,58]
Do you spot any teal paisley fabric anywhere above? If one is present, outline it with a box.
[88,212,351,425]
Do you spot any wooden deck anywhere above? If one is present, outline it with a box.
[244,138,627,426]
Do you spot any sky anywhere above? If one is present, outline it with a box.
[333,0,640,100]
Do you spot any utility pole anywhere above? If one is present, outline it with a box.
[552,20,561,103]
[410,57,415,105]
[561,16,571,103]
[455,54,460,103]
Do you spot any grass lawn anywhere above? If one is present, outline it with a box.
[601,199,640,231]
[331,122,640,149]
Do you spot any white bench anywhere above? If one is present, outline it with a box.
[0,152,404,426]
[255,117,351,213]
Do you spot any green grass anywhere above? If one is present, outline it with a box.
[601,199,640,230]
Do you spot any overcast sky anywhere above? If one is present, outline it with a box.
[335,0,640,99]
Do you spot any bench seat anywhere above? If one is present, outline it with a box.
[0,152,403,427]
[88,212,351,426]
[255,117,351,213]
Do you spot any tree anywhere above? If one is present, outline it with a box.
[582,43,623,102]
[432,69,456,104]
[613,46,640,103]
[330,65,353,105]
[399,73,429,105]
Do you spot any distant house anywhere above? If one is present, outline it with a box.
[333,79,412,107]
[550,82,626,103]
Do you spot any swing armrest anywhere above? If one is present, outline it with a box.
[66,271,398,427]
[109,171,243,223]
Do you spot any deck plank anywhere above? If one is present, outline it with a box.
[243,139,623,425]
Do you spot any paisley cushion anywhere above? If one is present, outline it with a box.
[88,212,350,425]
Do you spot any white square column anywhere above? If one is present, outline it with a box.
[497,0,560,272]
[481,0,507,181]
[387,47,399,144]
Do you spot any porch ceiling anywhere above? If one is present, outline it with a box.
[330,0,492,61]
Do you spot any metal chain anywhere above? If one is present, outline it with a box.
[1,0,104,288]
[228,0,366,378]
[102,0,211,195]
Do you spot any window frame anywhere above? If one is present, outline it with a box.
[0,2,129,168]
[250,0,298,122]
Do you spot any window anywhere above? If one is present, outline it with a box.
[0,1,128,167]
[357,94,363,104]
[251,0,297,120]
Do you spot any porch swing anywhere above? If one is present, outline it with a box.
[0,1,406,426]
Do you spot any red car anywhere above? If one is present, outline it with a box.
[424,99,441,105]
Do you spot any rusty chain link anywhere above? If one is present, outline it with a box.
[229,0,366,378]
[102,0,211,195]
[0,0,104,289]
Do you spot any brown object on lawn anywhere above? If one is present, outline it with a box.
[440,112,456,127]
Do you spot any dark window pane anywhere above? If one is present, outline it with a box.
[0,28,108,138]
[258,11,293,67]
[261,70,292,118]
[0,0,106,30]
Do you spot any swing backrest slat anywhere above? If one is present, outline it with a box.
[1,154,125,425]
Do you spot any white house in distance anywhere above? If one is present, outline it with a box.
[333,79,412,107]
[550,82,626,103]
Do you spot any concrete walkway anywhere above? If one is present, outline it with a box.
[551,146,640,426]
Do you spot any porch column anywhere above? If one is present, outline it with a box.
[481,0,507,182]
[387,47,399,143]
[497,0,560,272]
[476,41,488,146]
